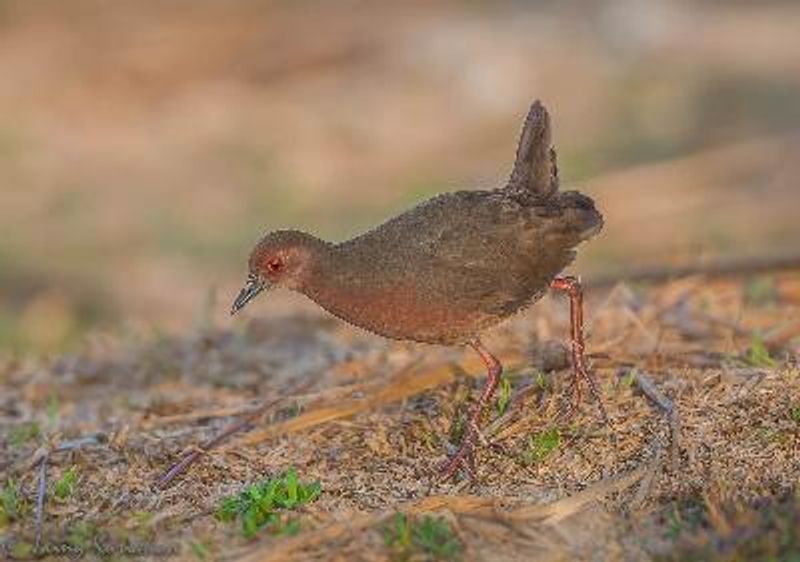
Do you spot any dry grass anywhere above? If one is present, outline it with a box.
[1,272,798,561]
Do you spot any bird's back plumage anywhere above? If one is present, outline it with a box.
[316,186,601,344]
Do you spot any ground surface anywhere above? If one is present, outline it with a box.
[1,0,799,351]
[2,273,799,561]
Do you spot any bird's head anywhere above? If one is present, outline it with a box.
[230,230,325,315]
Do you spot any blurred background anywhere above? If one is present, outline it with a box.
[0,0,798,353]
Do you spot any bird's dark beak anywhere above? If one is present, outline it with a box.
[231,274,268,315]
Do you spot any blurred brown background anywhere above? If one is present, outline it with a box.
[1,0,798,352]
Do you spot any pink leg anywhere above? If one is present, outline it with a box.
[550,276,609,424]
[439,340,503,482]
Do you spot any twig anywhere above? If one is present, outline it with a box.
[625,369,681,472]
[24,432,105,547]
[630,370,674,415]
[588,252,800,289]
[52,433,106,453]
[34,453,48,549]
[154,379,316,490]
[154,409,265,490]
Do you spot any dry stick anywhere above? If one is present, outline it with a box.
[628,369,681,473]
[631,371,673,413]
[587,252,800,290]
[52,434,105,453]
[34,454,48,550]
[31,434,104,549]
[155,378,316,490]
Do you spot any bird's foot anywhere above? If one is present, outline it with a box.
[555,362,610,425]
[438,433,478,482]
[555,379,582,423]
[550,275,610,427]
[438,340,503,483]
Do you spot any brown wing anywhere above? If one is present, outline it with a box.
[336,189,597,318]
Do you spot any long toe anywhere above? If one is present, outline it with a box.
[555,383,581,423]
[437,441,477,482]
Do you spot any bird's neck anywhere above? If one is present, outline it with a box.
[297,245,373,320]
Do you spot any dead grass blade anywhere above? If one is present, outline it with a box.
[34,453,48,549]
[239,352,524,447]
[508,465,646,524]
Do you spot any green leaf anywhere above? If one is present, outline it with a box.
[242,508,260,539]
[383,513,462,560]
[285,468,298,506]
[248,485,263,503]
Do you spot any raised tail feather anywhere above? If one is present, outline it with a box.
[552,190,604,244]
[506,100,559,198]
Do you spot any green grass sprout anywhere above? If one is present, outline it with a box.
[744,335,776,368]
[215,468,320,539]
[0,479,21,526]
[383,512,462,561]
[189,540,211,561]
[523,427,560,465]
[54,466,79,500]
[534,370,549,391]
[496,374,512,415]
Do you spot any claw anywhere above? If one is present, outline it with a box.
[437,340,503,483]
[438,433,479,482]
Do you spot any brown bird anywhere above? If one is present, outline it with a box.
[231,101,604,480]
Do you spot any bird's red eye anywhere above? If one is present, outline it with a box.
[266,258,284,273]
